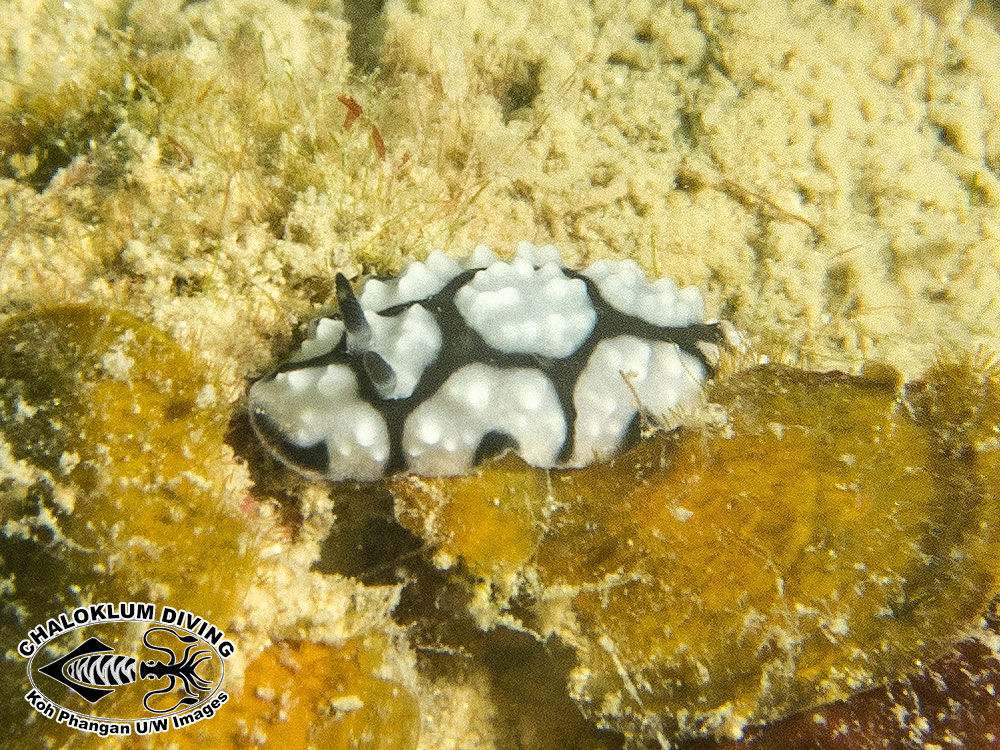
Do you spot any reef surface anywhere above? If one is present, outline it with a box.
[2,0,1000,748]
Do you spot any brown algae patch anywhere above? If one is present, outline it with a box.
[391,357,1000,746]
[0,304,256,744]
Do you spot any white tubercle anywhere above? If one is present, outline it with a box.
[365,305,442,399]
[248,364,389,481]
[403,363,566,475]
[572,336,705,465]
[582,259,705,326]
[455,257,596,358]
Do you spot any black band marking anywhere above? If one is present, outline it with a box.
[474,430,520,465]
[250,408,331,476]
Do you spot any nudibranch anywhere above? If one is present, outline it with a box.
[248,243,723,480]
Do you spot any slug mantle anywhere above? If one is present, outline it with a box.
[248,243,722,480]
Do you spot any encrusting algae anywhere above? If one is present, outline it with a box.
[5,308,999,749]
[391,354,1000,747]
[0,304,256,746]
[125,636,421,750]
[0,303,428,750]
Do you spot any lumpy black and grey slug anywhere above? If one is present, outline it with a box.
[248,243,723,480]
